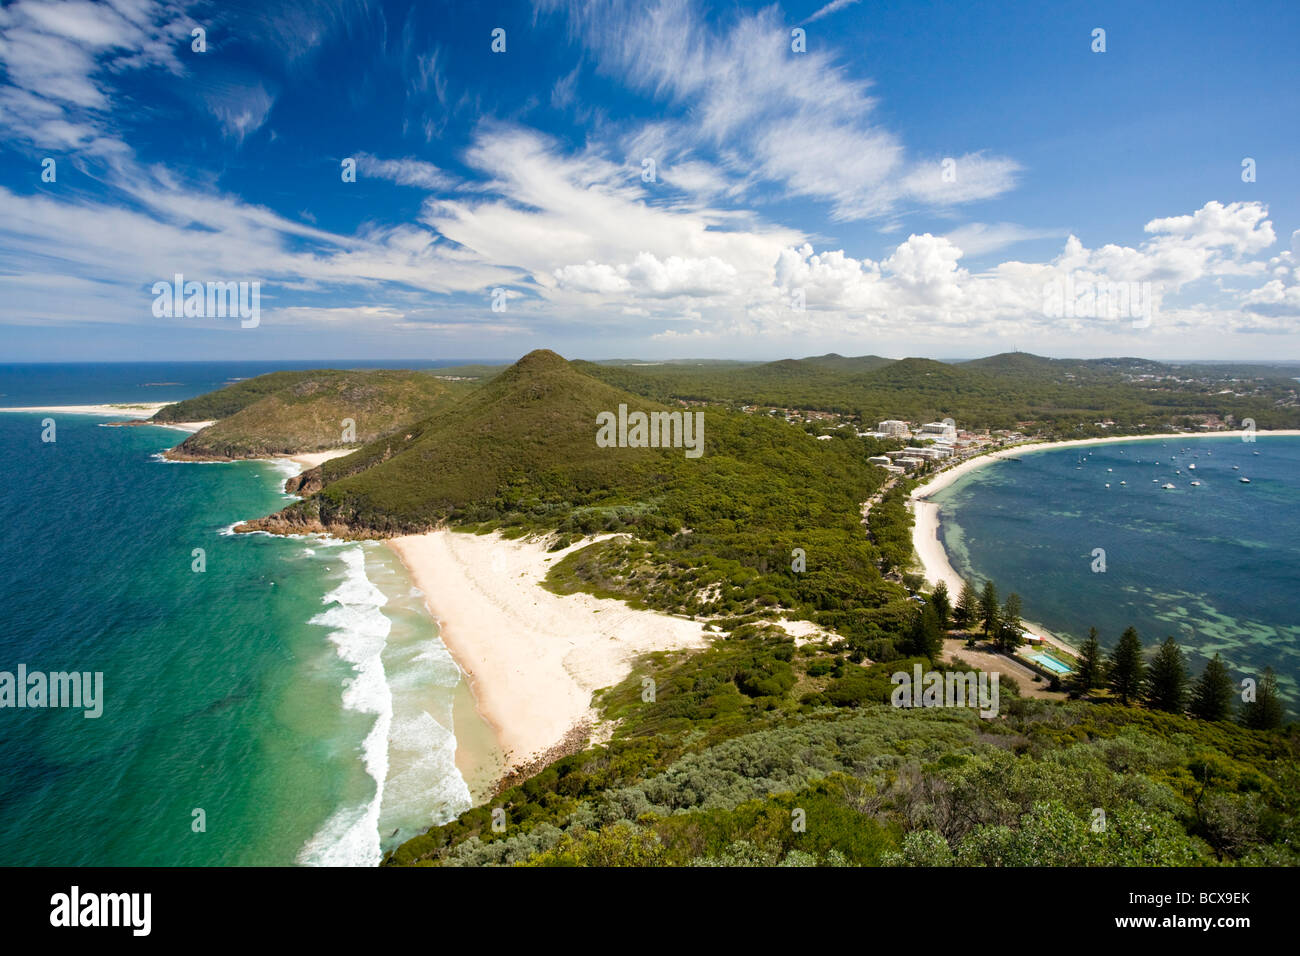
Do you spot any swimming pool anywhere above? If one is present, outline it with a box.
[1032,653,1073,675]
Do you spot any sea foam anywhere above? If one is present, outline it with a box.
[299,546,393,867]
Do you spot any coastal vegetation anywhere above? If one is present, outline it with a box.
[384,617,1299,867]
[163,348,1297,867]
[576,351,1300,435]
[156,369,467,459]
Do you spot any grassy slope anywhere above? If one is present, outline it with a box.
[151,370,318,421]
[162,369,463,459]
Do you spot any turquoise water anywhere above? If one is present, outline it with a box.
[932,436,1300,707]
[0,409,473,865]
[1033,654,1073,675]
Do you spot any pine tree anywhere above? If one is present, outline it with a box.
[1189,653,1235,722]
[978,580,999,639]
[1107,626,1145,706]
[996,593,1023,653]
[1242,667,1285,731]
[954,580,976,629]
[930,581,951,631]
[905,604,945,662]
[1070,627,1105,697]
[1144,636,1188,713]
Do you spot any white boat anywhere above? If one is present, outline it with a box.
[1188,464,1195,470]
[1240,477,1251,483]
[1162,483,1176,490]
[1120,481,1126,485]
[1105,483,1110,488]
[1233,465,1239,470]
[1190,480,1200,486]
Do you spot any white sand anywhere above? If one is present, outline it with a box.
[388,530,711,774]
[0,402,171,418]
[286,448,353,470]
[0,402,215,432]
[151,420,215,433]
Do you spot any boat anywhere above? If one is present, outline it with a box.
[1120,480,1126,485]
[1188,464,1195,470]
[1190,480,1200,486]
[1107,468,1113,472]
[1233,465,1240,470]
[1162,483,1176,490]
[1105,483,1110,488]
[1240,477,1251,483]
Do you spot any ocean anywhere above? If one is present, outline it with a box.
[0,363,484,865]
[930,435,1300,706]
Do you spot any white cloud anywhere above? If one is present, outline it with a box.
[538,0,1019,221]
[804,0,861,24]
[942,222,1065,257]
[357,153,460,191]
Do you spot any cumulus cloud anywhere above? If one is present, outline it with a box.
[761,201,1292,341]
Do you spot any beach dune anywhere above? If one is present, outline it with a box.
[388,531,710,777]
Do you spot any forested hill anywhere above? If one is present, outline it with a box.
[576,351,1300,433]
[155,369,465,460]
[158,348,1298,868]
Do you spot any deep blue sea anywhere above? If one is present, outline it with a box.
[932,436,1300,706]
[0,363,483,865]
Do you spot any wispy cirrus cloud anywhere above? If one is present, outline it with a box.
[536,0,1019,221]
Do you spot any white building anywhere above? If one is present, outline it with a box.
[903,446,950,461]
[919,421,957,443]
[877,419,910,438]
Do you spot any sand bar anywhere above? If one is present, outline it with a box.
[388,530,710,776]
[0,402,171,418]
[0,402,215,432]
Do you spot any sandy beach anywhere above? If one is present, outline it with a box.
[286,448,352,470]
[909,429,1300,650]
[388,530,711,778]
[0,403,215,432]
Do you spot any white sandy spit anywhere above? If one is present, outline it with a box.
[388,530,711,775]
[0,402,215,432]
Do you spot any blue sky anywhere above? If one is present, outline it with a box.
[1,0,1298,362]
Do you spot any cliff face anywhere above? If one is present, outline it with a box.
[233,512,387,539]
[283,467,323,496]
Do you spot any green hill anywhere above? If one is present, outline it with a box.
[161,369,463,460]
[152,370,319,422]
[241,350,912,631]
